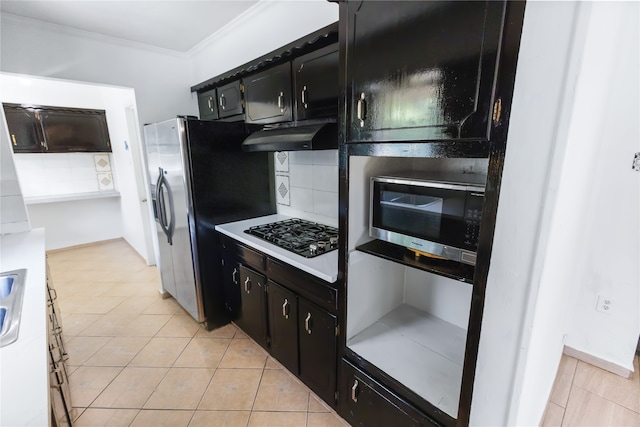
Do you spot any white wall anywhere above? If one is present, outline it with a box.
[0,13,196,126]
[0,74,149,256]
[188,0,338,86]
[0,108,31,235]
[471,2,640,425]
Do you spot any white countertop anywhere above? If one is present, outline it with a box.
[0,228,49,427]
[215,214,339,283]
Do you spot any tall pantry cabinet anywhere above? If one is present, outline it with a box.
[335,1,526,426]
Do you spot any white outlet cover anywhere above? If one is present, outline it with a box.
[596,295,613,314]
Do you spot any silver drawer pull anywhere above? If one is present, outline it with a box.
[282,298,290,319]
[232,267,239,285]
[244,276,251,293]
[278,92,285,112]
[219,94,226,109]
[207,96,213,111]
[302,85,308,109]
[356,92,366,127]
[351,379,359,402]
[304,312,312,334]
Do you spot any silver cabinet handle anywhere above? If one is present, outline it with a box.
[219,94,226,110]
[301,85,308,109]
[304,312,312,334]
[232,267,239,285]
[356,92,366,127]
[207,96,214,112]
[278,91,285,112]
[244,276,251,293]
[351,379,359,402]
[282,299,289,319]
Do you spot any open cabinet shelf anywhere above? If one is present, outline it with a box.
[346,303,466,419]
[356,239,475,283]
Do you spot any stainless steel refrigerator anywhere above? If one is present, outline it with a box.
[143,117,275,327]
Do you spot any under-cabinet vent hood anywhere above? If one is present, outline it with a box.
[241,123,337,152]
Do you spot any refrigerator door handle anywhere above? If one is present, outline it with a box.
[162,170,176,245]
[156,167,173,245]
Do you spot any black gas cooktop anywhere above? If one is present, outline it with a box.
[244,218,338,258]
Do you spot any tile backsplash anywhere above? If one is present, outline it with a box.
[13,153,117,198]
[275,150,339,227]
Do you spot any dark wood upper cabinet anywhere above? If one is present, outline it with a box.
[217,80,244,119]
[3,103,111,153]
[198,88,219,121]
[293,44,339,121]
[3,105,44,152]
[345,0,505,143]
[243,62,293,125]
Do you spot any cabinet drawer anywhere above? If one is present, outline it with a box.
[221,235,267,273]
[267,258,337,313]
[339,359,438,427]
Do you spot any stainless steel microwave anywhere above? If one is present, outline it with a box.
[369,173,486,266]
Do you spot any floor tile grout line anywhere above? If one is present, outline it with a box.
[569,382,640,413]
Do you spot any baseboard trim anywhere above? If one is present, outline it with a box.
[563,345,632,378]
[46,237,124,254]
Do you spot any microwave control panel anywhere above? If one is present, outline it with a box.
[463,192,484,249]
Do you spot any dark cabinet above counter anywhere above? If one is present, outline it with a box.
[192,23,339,129]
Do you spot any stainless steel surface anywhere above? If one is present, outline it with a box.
[369,227,476,266]
[0,269,27,347]
[371,174,486,193]
[144,118,204,322]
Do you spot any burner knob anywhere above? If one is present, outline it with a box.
[309,244,318,255]
[317,241,327,252]
[329,236,338,247]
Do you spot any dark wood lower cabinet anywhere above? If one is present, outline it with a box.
[236,265,268,349]
[339,359,439,427]
[299,298,337,405]
[219,234,339,408]
[267,280,299,374]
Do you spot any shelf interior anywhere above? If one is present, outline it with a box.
[347,303,466,419]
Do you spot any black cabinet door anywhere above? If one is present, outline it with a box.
[345,0,505,143]
[221,255,241,318]
[298,298,337,405]
[2,104,44,152]
[340,359,435,427]
[293,44,339,121]
[237,265,268,348]
[267,281,299,374]
[243,62,293,125]
[198,88,219,120]
[217,80,244,119]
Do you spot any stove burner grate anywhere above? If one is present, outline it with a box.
[244,218,338,258]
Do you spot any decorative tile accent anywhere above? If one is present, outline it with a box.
[274,151,289,172]
[98,172,115,191]
[94,154,111,172]
[275,175,290,206]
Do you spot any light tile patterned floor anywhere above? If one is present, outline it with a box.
[541,353,640,426]
[48,239,349,427]
[49,239,640,426]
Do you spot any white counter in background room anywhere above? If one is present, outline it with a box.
[0,228,49,427]
[215,214,338,283]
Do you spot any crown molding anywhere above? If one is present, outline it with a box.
[1,12,188,59]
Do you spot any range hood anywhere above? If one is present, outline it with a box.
[241,123,337,152]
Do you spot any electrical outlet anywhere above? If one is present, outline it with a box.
[596,295,613,314]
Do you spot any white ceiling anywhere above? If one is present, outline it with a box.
[0,1,259,53]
